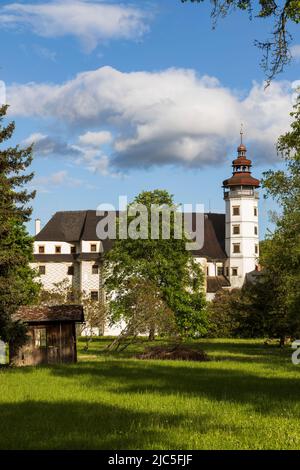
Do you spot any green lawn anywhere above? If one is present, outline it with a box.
[0,337,300,450]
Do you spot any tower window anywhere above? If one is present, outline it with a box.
[38,245,45,254]
[39,265,46,275]
[233,225,240,235]
[233,243,241,254]
[254,207,258,216]
[92,264,99,275]
[254,226,258,235]
[90,291,99,301]
[55,245,61,254]
[233,206,240,216]
[67,266,74,276]
[231,267,238,276]
[90,244,97,252]
[255,244,259,254]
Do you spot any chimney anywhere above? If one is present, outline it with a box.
[35,219,41,235]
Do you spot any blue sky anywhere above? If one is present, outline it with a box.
[0,0,299,237]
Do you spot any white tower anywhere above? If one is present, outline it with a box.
[223,129,260,288]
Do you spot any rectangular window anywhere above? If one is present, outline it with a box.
[90,244,97,252]
[217,266,224,276]
[34,328,47,348]
[90,291,99,301]
[226,267,229,277]
[70,245,76,254]
[233,206,240,216]
[233,225,240,235]
[92,264,99,275]
[254,207,258,216]
[255,244,259,254]
[38,245,45,254]
[68,266,74,276]
[39,265,46,275]
[55,245,61,254]
[254,226,258,235]
[232,267,238,276]
[233,243,241,254]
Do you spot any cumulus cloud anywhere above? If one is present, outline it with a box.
[22,132,81,158]
[78,130,112,147]
[9,66,296,171]
[0,0,150,51]
[32,170,84,193]
[291,44,300,61]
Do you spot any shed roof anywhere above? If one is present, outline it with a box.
[13,305,84,323]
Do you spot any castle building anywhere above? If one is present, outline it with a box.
[31,136,260,332]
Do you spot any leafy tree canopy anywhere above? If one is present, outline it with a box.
[181,0,300,83]
[104,190,207,337]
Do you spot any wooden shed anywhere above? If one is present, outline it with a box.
[9,305,84,366]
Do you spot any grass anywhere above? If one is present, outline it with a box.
[0,337,300,450]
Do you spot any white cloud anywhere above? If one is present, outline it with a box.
[291,44,300,61]
[22,132,81,158]
[78,130,112,147]
[0,1,150,51]
[32,170,84,192]
[9,66,296,171]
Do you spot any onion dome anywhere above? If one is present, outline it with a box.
[223,127,260,189]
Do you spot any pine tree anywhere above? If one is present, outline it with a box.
[0,104,39,345]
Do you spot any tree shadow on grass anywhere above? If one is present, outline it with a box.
[0,400,240,450]
[78,337,292,366]
[48,359,300,417]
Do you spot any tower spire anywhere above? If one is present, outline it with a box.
[240,123,243,145]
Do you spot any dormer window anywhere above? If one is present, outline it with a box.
[90,244,97,252]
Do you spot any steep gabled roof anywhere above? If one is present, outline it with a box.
[35,211,87,242]
[35,210,227,260]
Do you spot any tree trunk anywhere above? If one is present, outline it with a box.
[279,336,286,348]
[148,326,155,341]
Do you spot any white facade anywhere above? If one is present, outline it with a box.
[224,189,259,288]
[31,139,260,333]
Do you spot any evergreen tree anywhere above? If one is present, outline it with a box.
[0,104,39,345]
